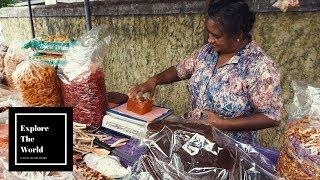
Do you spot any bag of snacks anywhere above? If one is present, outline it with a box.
[3,41,32,89]
[12,60,61,107]
[0,124,8,159]
[23,36,77,55]
[277,81,320,179]
[58,27,110,127]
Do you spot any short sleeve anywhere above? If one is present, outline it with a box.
[246,56,282,121]
[174,46,206,80]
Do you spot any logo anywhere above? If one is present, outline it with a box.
[9,107,73,171]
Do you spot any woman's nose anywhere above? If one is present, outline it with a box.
[208,36,215,44]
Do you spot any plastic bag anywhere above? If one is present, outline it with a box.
[58,27,109,127]
[3,41,32,89]
[0,44,8,83]
[12,60,61,107]
[0,124,8,159]
[272,0,300,12]
[23,36,77,55]
[0,24,8,84]
[129,119,280,180]
[32,52,66,68]
[73,156,112,180]
[277,81,320,179]
[0,85,11,124]
[0,158,74,180]
[83,153,131,179]
[0,44,7,69]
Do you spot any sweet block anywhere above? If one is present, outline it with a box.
[126,98,153,115]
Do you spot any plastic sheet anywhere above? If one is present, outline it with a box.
[277,81,320,179]
[58,27,109,127]
[3,41,32,89]
[99,127,146,167]
[12,60,61,107]
[129,119,280,180]
[252,145,279,166]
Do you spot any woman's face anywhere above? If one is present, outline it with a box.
[206,18,237,54]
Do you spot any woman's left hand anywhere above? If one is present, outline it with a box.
[202,110,224,129]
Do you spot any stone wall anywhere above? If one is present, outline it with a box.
[0,3,319,149]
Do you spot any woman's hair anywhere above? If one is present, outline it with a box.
[207,0,255,39]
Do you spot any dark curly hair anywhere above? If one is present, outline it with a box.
[207,0,255,39]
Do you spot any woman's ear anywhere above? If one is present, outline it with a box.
[236,31,245,41]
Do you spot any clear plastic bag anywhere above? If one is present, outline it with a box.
[12,60,61,107]
[58,26,110,127]
[0,85,11,124]
[83,153,130,179]
[0,23,7,70]
[0,45,8,83]
[276,81,320,179]
[0,158,74,180]
[0,124,8,159]
[3,41,32,89]
[272,0,300,12]
[129,119,280,180]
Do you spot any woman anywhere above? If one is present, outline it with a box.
[129,0,282,144]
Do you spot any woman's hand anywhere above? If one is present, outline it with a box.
[129,77,157,99]
[202,110,279,131]
[202,110,225,129]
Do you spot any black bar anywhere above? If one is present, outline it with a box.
[84,0,92,31]
[27,0,35,38]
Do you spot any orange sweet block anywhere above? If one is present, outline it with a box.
[126,98,153,115]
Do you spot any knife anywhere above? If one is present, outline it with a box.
[93,138,136,163]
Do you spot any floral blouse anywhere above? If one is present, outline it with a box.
[174,41,282,144]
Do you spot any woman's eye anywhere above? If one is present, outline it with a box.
[213,35,221,39]
[209,33,220,39]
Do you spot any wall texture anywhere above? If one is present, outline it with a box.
[0,11,319,149]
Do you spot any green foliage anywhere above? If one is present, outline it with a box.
[0,0,17,8]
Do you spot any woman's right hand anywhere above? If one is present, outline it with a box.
[129,77,157,99]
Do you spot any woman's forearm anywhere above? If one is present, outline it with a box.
[148,66,181,86]
[213,113,279,131]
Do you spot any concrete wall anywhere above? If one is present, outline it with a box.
[0,3,319,149]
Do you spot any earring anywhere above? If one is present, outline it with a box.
[237,39,240,42]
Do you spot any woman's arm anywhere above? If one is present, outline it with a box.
[129,66,180,98]
[202,111,280,131]
[149,66,181,86]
